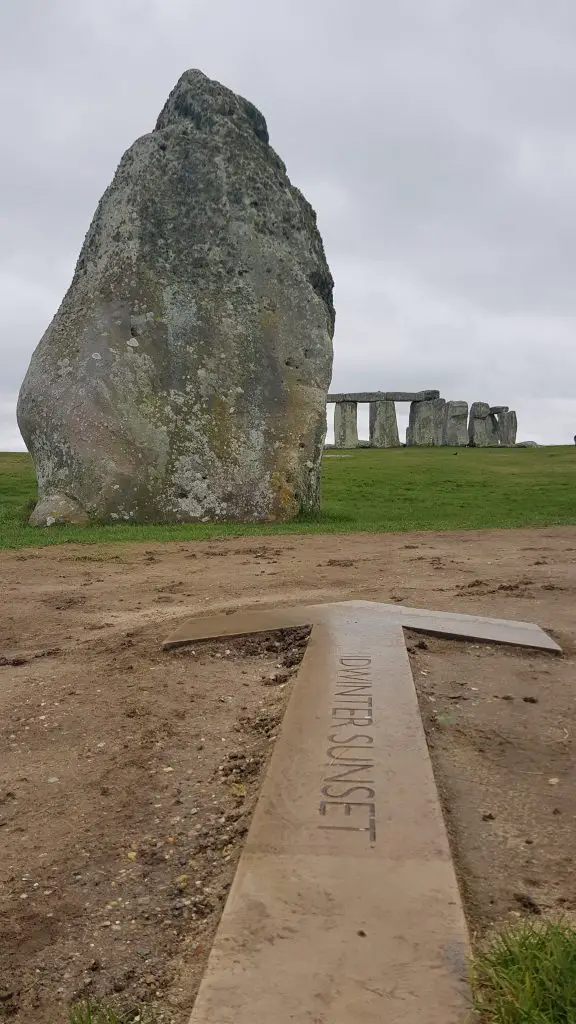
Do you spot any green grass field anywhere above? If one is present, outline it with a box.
[0,446,575,551]
[471,919,576,1024]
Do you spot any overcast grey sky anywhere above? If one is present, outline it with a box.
[1,0,575,447]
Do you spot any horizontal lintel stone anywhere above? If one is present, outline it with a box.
[327,390,440,403]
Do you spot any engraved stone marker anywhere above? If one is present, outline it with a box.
[164,601,560,1024]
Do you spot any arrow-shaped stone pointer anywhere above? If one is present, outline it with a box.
[163,601,560,1024]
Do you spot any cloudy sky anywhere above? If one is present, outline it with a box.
[2,0,575,448]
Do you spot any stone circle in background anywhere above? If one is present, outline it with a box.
[326,391,520,448]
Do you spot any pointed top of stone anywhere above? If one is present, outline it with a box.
[154,69,270,144]
[17,67,333,526]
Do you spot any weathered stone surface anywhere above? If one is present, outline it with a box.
[495,410,517,446]
[328,390,439,403]
[490,406,509,414]
[468,402,499,447]
[442,401,469,446]
[406,398,446,446]
[333,402,358,448]
[29,493,90,527]
[516,440,539,447]
[17,70,334,526]
[369,400,400,448]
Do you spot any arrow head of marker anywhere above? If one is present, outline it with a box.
[163,599,561,654]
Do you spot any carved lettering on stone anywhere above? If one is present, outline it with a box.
[165,601,560,1024]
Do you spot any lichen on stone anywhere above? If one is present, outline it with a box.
[17,69,334,525]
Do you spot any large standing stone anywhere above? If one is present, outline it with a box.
[17,70,335,526]
[406,399,446,446]
[333,402,358,448]
[468,402,499,447]
[442,401,469,446]
[495,410,517,446]
[369,400,400,448]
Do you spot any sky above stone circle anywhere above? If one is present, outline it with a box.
[1,0,575,447]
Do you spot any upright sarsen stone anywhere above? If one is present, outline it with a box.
[17,70,335,525]
[406,398,446,446]
[442,401,468,446]
[369,400,400,448]
[495,410,517,446]
[468,403,499,446]
[334,402,358,448]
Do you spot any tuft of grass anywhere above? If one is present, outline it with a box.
[470,919,576,1023]
[1,446,576,551]
[68,1001,158,1024]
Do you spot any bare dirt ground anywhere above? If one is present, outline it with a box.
[1,526,575,1022]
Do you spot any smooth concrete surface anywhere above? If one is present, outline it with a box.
[165,600,561,654]
[166,602,561,1024]
[393,604,562,652]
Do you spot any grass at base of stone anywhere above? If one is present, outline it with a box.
[1,446,575,550]
[68,1002,157,1024]
[470,920,576,1023]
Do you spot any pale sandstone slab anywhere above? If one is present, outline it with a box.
[185,602,469,1023]
[394,604,561,652]
[162,601,560,1024]
[164,600,561,652]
